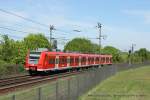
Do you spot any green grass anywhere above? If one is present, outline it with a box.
[80,66,150,100]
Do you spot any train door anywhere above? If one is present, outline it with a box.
[58,56,67,68]
[81,56,86,66]
[47,56,56,69]
[74,56,79,67]
[70,56,74,67]
[95,57,99,64]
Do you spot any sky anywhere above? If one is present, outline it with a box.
[0,0,150,51]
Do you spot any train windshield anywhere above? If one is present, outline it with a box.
[29,52,41,64]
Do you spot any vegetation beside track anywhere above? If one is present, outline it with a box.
[0,33,150,77]
[80,65,150,100]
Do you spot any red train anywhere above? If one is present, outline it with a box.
[25,48,112,75]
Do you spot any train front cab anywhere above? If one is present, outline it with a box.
[25,50,42,75]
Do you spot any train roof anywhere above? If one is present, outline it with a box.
[41,51,112,57]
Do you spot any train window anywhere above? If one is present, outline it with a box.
[75,58,79,63]
[101,57,105,62]
[49,58,55,64]
[106,57,109,63]
[56,58,59,64]
[110,58,112,62]
[88,57,91,62]
[103,58,106,62]
[59,57,67,64]
[91,58,94,62]
[70,58,74,64]
[81,57,86,63]
[96,57,99,62]
[67,58,70,63]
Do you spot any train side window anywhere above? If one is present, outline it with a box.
[81,57,86,63]
[70,58,74,64]
[96,57,99,62]
[103,57,106,62]
[56,58,59,64]
[75,58,79,63]
[92,57,94,63]
[106,57,109,63]
[67,58,70,63]
[49,58,55,64]
[59,57,67,64]
[101,57,105,62]
[110,58,112,62]
[88,57,90,63]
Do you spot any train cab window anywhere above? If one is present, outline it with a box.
[49,58,55,64]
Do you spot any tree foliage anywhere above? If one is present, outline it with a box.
[24,33,50,50]
[0,33,50,64]
[134,48,150,62]
[102,46,123,62]
[64,38,100,53]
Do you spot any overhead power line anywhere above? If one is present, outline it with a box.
[0,8,48,28]
[0,26,31,34]
[0,9,93,37]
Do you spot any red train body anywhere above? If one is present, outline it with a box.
[25,49,112,74]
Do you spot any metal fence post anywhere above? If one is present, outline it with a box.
[38,87,42,100]
[76,75,79,98]
[56,80,58,100]
[68,78,71,100]
[12,94,15,100]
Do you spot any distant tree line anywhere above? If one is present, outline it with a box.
[0,35,150,77]
[64,38,150,63]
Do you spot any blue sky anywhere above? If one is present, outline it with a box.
[0,0,150,51]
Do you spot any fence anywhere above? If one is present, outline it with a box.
[1,63,150,100]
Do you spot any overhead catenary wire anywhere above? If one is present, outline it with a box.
[0,8,97,37]
[0,8,49,28]
[0,8,102,46]
[0,26,31,34]
[0,8,80,35]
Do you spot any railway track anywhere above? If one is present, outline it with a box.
[0,75,30,87]
[0,69,92,94]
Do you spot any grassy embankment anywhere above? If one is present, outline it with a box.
[80,66,150,100]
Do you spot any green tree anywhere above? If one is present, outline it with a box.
[0,35,16,62]
[64,38,100,53]
[102,46,123,62]
[135,48,150,62]
[24,33,50,50]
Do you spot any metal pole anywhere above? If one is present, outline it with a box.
[50,25,55,49]
[56,81,58,100]
[68,79,71,100]
[12,94,15,100]
[38,87,41,100]
[76,76,79,98]
[97,22,102,54]
[97,22,102,68]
